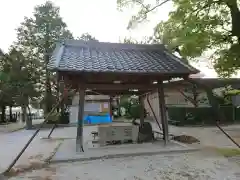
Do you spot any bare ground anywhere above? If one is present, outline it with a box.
[8,150,240,180]
[1,124,240,180]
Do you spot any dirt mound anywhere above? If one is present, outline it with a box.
[173,135,200,144]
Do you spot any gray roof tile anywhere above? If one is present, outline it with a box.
[48,40,199,74]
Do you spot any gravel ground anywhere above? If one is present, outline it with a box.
[149,121,240,148]
[9,151,240,180]
[2,124,240,179]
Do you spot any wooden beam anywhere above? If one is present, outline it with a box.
[139,96,145,125]
[83,83,160,91]
[76,87,85,152]
[58,71,190,84]
[85,90,147,95]
[109,96,113,119]
[157,81,169,145]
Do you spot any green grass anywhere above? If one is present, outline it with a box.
[215,148,240,157]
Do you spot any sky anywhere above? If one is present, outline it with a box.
[0,0,219,78]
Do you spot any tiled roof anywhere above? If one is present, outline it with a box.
[48,40,199,74]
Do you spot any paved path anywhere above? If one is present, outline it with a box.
[0,125,96,174]
[148,120,240,148]
[1,124,240,179]
[0,128,62,174]
[9,151,240,180]
[0,119,44,134]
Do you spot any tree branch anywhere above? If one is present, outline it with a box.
[135,0,149,10]
[178,89,198,107]
[151,0,171,12]
[192,0,223,17]
[126,0,171,28]
[141,0,171,15]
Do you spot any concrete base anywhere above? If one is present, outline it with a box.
[51,139,199,163]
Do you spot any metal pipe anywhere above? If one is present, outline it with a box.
[146,95,162,130]
[138,90,156,97]
[3,103,59,175]
[3,88,76,175]
[185,78,240,149]
[47,123,57,139]
[216,122,240,149]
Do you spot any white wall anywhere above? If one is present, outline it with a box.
[69,94,109,123]
[69,102,103,123]
[144,92,161,123]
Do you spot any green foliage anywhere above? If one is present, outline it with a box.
[129,104,146,119]
[14,0,73,113]
[59,111,70,124]
[120,37,152,44]
[8,49,40,105]
[215,148,240,157]
[168,106,235,126]
[77,33,98,41]
[0,72,9,81]
[0,49,39,105]
[117,0,171,29]
[181,84,208,107]
[119,95,146,119]
[46,110,60,124]
[224,86,240,96]
[117,0,240,77]
[0,1,74,123]
[0,48,41,123]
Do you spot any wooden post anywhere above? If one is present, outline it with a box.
[76,87,85,152]
[139,96,145,125]
[109,96,113,120]
[157,81,169,145]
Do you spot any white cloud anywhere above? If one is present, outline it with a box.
[0,0,172,52]
[0,0,222,77]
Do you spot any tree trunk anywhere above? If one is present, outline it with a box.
[9,106,13,122]
[44,24,53,114]
[187,79,225,123]
[205,88,226,123]
[225,0,240,39]
[21,106,27,123]
[26,105,32,129]
[45,72,53,114]
[192,85,199,107]
[0,105,6,123]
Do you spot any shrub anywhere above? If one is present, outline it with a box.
[46,111,60,124]
[167,106,234,126]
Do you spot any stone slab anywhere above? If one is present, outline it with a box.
[51,139,199,163]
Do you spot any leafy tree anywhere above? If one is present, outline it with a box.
[178,84,207,107]
[118,0,240,123]
[117,0,240,78]
[0,49,3,57]
[1,49,40,128]
[0,50,9,123]
[15,1,73,115]
[217,85,240,105]
[77,33,98,41]
[120,37,152,44]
